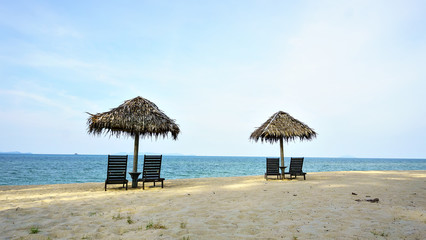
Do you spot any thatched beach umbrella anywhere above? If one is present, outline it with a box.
[250,111,316,168]
[87,96,180,178]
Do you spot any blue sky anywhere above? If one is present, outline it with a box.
[1,0,425,158]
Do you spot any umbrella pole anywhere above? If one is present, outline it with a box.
[133,133,139,172]
[280,137,284,167]
[129,133,141,188]
[280,137,285,179]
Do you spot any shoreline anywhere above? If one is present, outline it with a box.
[1,170,426,188]
[1,170,425,239]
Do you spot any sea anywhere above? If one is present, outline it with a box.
[0,154,425,186]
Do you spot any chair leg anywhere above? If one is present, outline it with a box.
[161,180,163,188]
[304,174,306,180]
[142,182,145,190]
[126,182,128,190]
[105,183,107,191]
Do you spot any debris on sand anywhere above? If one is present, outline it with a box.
[355,198,379,203]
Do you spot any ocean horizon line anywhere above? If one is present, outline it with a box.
[1,152,426,160]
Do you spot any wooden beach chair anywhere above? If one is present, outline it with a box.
[285,157,306,180]
[265,158,281,180]
[105,155,128,191]
[139,155,165,190]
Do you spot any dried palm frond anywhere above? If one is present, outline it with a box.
[250,111,316,143]
[87,96,180,140]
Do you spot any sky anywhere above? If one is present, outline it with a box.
[1,0,425,158]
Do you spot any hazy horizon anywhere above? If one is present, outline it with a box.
[1,1,425,158]
[3,151,426,160]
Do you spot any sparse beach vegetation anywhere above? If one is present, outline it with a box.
[29,226,39,234]
[127,216,134,224]
[146,221,166,230]
[371,230,389,237]
[112,213,124,220]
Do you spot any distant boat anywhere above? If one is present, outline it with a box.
[74,153,78,155]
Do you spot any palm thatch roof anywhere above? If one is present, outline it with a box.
[250,111,317,143]
[87,96,180,140]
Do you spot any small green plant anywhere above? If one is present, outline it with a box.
[371,230,389,237]
[127,216,134,224]
[88,212,96,217]
[112,213,124,220]
[180,222,187,229]
[292,237,298,240]
[146,221,153,229]
[30,227,39,234]
[146,221,166,230]
[182,236,190,240]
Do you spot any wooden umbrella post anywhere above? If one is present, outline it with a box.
[133,133,139,172]
[129,133,141,188]
[280,137,285,179]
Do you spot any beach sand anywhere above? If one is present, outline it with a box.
[0,171,425,239]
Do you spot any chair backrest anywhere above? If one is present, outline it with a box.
[266,158,280,175]
[142,155,163,180]
[107,155,128,180]
[289,157,304,173]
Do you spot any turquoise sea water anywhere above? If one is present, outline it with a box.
[0,154,425,185]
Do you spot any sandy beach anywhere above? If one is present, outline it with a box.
[0,171,425,240]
